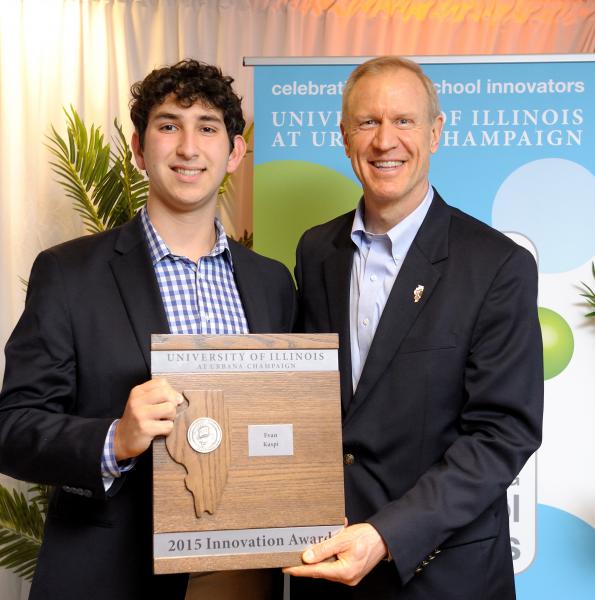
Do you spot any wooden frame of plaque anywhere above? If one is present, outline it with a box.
[152,333,345,574]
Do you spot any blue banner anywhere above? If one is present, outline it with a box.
[252,55,595,599]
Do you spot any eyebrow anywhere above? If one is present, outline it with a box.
[352,111,417,120]
[152,111,224,125]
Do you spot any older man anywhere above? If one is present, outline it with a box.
[286,56,543,599]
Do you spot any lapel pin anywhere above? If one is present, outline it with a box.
[413,284,424,303]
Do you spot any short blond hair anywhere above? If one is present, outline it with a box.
[341,56,441,123]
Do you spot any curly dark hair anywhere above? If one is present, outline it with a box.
[129,59,245,150]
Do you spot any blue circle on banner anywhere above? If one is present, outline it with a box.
[492,159,595,273]
[515,504,595,599]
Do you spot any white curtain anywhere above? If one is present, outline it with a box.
[0,0,594,597]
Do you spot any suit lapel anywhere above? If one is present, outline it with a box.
[347,192,451,417]
[322,215,355,413]
[109,214,169,372]
[228,240,271,333]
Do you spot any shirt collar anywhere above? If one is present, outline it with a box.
[351,184,434,261]
[139,205,234,269]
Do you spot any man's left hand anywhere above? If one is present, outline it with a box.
[283,523,388,586]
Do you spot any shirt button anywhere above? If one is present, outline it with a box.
[370,274,377,282]
[343,453,355,465]
[362,318,369,327]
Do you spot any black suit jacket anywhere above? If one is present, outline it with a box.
[292,191,543,600]
[0,213,296,600]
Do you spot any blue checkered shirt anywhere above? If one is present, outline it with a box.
[141,206,249,335]
[101,207,249,482]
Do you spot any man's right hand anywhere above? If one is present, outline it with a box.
[114,377,183,461]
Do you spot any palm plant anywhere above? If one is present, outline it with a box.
[46,106,149,232]
[0,106,253,582]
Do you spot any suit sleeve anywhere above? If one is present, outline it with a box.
[367,246,544,584]
[0,250,112,497]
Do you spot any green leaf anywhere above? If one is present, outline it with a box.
[46,107,111,233]
[578,262,595,318]
[230,229,253,249]
[0,483,48,580]
[244,121,254,146]
[92,119,148,229]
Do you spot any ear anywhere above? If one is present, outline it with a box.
[226,135,247,174]
[429,113,444,154]
[131,131,146,171]
[340,122,351,158]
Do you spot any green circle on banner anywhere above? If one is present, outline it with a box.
[538,307,574,380]
[253,160,361,273]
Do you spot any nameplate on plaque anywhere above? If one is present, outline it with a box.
[248,424,294,456]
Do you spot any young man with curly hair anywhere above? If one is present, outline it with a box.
[0,60,294,600]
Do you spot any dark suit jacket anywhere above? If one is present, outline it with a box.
[291,191,543,600]
[0,213,296,600]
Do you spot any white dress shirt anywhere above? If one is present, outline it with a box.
[349,185,434,391]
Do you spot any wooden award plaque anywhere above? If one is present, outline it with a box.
[151,333,345,574]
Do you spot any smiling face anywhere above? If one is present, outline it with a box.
[132,94,245,218]
[341,68,444,229]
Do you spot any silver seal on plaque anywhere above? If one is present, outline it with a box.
[187,417,222,453]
